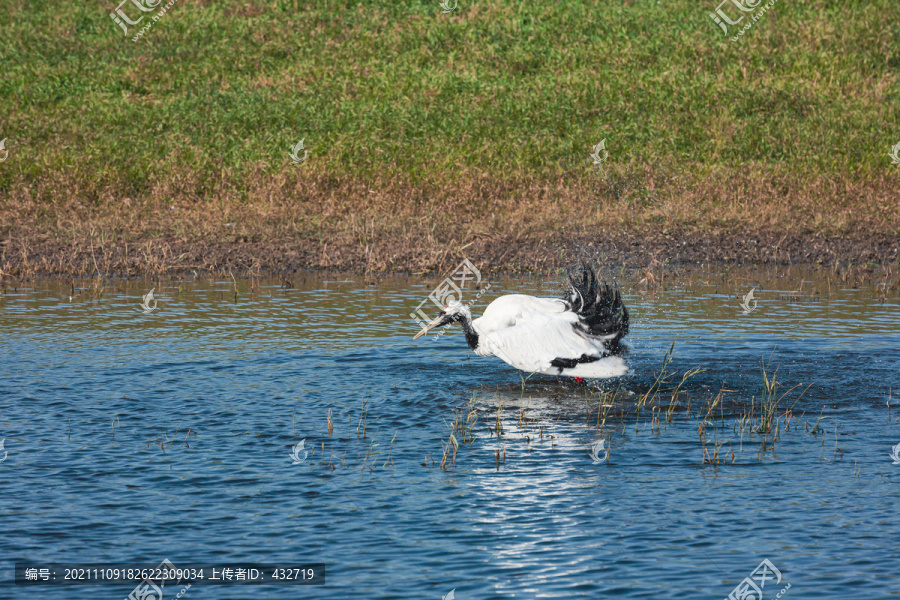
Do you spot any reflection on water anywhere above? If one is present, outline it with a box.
[0,265,898,599]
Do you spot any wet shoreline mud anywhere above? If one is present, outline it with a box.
[1,230,897,280]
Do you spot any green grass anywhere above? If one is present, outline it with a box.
[1,0,899,277]
[1,0,898,194]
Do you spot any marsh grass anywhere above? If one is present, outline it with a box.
[382,434,396,469]
[807,408,827,435]
[561,343,823,467]
[438,390,563,469]
[492,402,505,438]
[754,356,809,435]
[450,393,479,444]
[702,433,731,466]
[356,399,370,439]
[623,341,706,434]
[437,348,818,470]
[440,395,480,469]
[360,440,381,473]
[440,434,459,470]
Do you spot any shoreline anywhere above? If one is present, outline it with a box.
[2,229,897,280]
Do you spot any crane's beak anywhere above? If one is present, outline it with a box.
[413,314,445,340]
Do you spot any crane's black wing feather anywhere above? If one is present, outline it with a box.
[562,264,629,353]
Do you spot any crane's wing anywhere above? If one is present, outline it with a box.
[481,294,567,323]
[478,311,626,378]
[563,267,629,344]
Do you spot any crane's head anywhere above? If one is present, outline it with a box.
[413,300,470,339]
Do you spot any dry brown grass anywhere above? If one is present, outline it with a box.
[1,164,899,278]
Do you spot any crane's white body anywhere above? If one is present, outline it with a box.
[468,294,627,378]
[414,267,630,379]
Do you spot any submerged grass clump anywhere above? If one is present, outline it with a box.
[422,339,832,471]
[571,342,823,467]
[752,354,810,435]
[450,393,480,445]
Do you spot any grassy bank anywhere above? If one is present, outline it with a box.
[1,0,899,275]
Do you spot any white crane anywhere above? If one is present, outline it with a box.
[413,265,629,380]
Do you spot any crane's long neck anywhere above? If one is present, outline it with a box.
[459,312,480,351]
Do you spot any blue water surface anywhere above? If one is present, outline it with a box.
[1,268,898,599]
